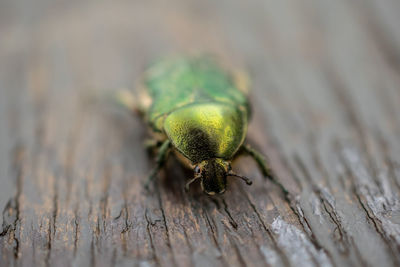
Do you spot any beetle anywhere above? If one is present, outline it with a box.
[118,55,287,196]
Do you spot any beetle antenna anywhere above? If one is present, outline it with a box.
[185,175,201,192]
[228,172,253,186]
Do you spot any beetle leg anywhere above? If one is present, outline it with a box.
[144,140,171,190]
[240,144,289,197]
[185,175,201,192]
[115,89,148,117]
[144,139,164,153]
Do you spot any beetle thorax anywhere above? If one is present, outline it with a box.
[163,102,247,163]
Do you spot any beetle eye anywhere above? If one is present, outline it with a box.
[194,166,201,175]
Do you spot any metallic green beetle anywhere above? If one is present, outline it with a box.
[119,55,285,195]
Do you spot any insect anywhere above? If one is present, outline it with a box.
[118,55,287,196]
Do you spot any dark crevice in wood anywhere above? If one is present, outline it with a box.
[90,236,96,267]
[119,180,132,256]
[319,195,349,255]
[306,140,389,266]
[145,209,159,266]
[121,201,131,234]
[46,154,60,264]
[222,199,238,229]
[209,196,243,235]
[13,146,23,260]
[100,164,111,231]
[336,145,400,266]
[202,208,229,267]
[305,149,361,262]
[155,184,178,267]
[226,232,246,267]
[52,176,59,237]
[291,202,317,247]
[113,209,123,221]
[292,155,326,246]
[1,145,24,260]
[292,197,337,267]
[320,190,370,267]
[352,189,399,265]
[0,199,12,237]
[240,188,291,267]
[201,203,228,266]
[291,155,339,266]
[73,204,79,257]
[45,224,52,267]
[202,206,217,240]
[95,215,101,247]
[0,198,20,261]
[0,224,10,237]
[120,229,128,257]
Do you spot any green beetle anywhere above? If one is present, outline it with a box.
[118,55,286,196]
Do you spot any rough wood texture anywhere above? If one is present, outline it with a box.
[1,0,400,266]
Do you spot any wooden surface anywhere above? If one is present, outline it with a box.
[1,0,400,266]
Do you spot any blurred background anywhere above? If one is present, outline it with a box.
[1,0,400,266]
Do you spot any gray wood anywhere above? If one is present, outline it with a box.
[1,0,400,266]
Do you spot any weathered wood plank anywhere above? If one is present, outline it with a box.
[1,1,400,267]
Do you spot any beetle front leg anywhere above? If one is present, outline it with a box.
[144,139,171,190]
[240,144,289,197]
[144,139,164,154]
[115,89,150,118]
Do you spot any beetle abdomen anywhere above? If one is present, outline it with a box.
[163,102,248,163]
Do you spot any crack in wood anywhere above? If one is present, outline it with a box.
[155,184,179,267]
[337,144,400,266]
[145,208,159,265]
[222,199,238,229]
[226,233,247,267]
[73,210,80,257]
[1,145,24,260]
[240,189,291,267]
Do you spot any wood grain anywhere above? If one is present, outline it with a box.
[1,0,400,266]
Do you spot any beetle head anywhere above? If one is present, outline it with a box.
[185,158,253,195]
